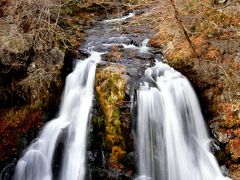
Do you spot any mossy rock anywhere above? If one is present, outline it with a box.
[95,64,128,165]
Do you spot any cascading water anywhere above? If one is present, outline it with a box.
[13,51,102,180]
[136,61,229,180]
[8,9,230,180]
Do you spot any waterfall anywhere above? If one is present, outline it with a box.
[10,10,230,180]
[13,51,102,180]
[136,62,229,180]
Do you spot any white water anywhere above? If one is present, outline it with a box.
[122,39,150,53]
[103,12,135,23]
[139,39,150,53]
[13,51,102,180]
[136,62,230,180]
[102,38,150,53]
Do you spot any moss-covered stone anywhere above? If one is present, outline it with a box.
[95,64,127,165]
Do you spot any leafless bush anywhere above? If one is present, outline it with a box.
[6,0,70,51]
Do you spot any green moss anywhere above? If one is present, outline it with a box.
[93,114,105,128]
[62,7,74,15]
[61,1,83,16]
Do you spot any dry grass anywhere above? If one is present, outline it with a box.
[2,0,76,51]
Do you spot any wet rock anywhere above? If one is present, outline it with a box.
[104,46,124,63]
[214,130,233,144]
[0,162,15,180]
[121,152,137,172]
[215,150,228,165]
[78,49,91,59]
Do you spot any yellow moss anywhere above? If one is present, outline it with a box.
[95,65,126,163]
[110,146,126,162]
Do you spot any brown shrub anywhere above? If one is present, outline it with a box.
[3,0,71,51]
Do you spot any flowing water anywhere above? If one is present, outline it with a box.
[136,62,229,180]
[10,10,229,180]
[13,52,102,180]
